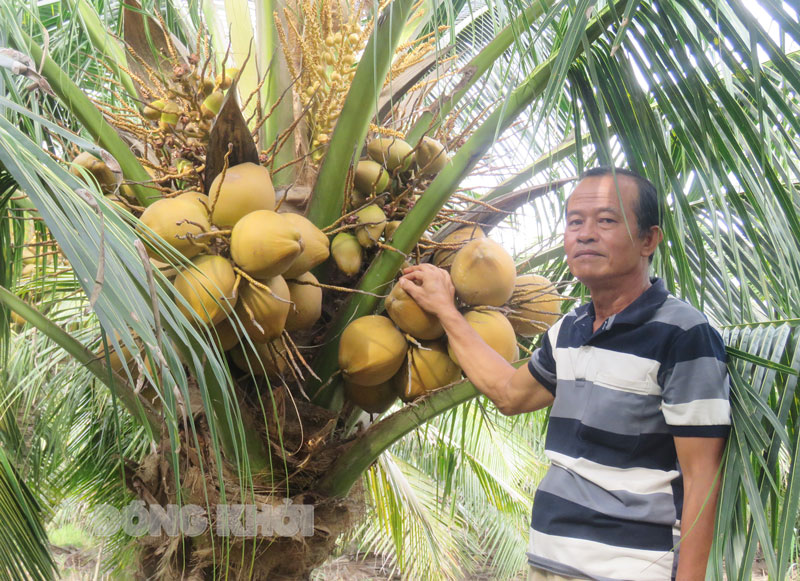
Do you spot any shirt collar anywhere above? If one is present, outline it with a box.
[574,278,669,330]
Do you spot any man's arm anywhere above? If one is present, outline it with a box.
[400,264,554,415]
[674,436,726,581]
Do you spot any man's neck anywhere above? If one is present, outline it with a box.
[588,274,652,330]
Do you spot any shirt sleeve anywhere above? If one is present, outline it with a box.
[658,321,731,437]
[528,325,557,395]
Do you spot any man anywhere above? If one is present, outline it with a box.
[399,167,730,581]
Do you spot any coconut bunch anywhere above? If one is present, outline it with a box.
[338,234,568,413]
[327,133,451,278]
[125,160,330,382]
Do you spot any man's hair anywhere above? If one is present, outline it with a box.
[578,166,661,237]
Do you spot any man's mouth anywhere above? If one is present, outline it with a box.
[574,250,602,258]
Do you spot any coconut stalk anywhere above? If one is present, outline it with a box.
[256,0,295,184]
[0,286,162,435]
[305,0,417,230]
[69,0,138,99]
[8,29,160,206]
[405,0,555,145]
[311,1,626,408]
[316,363,527,497]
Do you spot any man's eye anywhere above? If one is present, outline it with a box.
[599,218,615,223]
[568,220,582,226]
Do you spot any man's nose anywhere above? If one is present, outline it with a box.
[577,219,597,242]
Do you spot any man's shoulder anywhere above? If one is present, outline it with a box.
[649,294,711,332]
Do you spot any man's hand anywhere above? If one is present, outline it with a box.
[399,264,458,318]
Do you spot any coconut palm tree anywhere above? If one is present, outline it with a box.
[1,0,800,579]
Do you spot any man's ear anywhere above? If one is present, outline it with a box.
[642,226,663,257]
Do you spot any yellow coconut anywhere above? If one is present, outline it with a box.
[235,275,291,343]
[138,197,210,260]
[448,309,518,365]
[173,254,237,325]
[384,220,401,241]
[331,232,362,276]
[70,152,117,194]
[338,315,408,386]
[432,225,486,267]
[509,274,563,337]
[353,160,390,195]
[230,210,303,278]
[231,338,289,377]
[415,136,450,176]
[384,283,445,340]
[212,316,244,351]
[367,137,415,172]
[450,238,516,306]
[208,162,276,227]
[285,272,322,331]
[394,341,462,402]
[355,204,386,248]
[281,213,331,278]
[176,191,210,215]
[215,67,239,89]
[344,380,397,414]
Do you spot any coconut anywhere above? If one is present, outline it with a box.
[355,204,386,248]
[235,275,291,343]
[216,67,239,89]
[509,274,563,336]
[367,137,415,172]
[384,220,401,241]
[451,238,516,306]
[338,315,408,386]
[231,338,289,377]
[281,213,330,278]
[177,191,210,215]
[394,341,461,402]
[159,101,180,128]
[212,316,243,351]
[285,272,322,331]
[201,90,224,118]
[432,225,486,267]
[138,197,210,260]
[331,232,362,276]
[353,160,389,195]
[415,136,450,176]
[208,162,276,228]
[448,309,518,365]
[143,99,165,120]
[230,210,303,278]
[173,254,238,325]
[385,283,445,340]
[70,152,117,194]
[344,379,397,414]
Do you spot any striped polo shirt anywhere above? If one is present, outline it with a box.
[526,279,730,581]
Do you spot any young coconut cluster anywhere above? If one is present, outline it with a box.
[135,161,330,378]
[330,134,451,277]
[339,230,568,413]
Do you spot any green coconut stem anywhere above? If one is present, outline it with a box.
[305,0,417,231]
[316,373,517,498]
[405,0,554,146]
[69,0,138,99]
[0,285,162,435]
[310,3,626,409]
[10,30,161,207]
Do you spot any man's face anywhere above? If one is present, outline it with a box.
[564,174,659,287]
